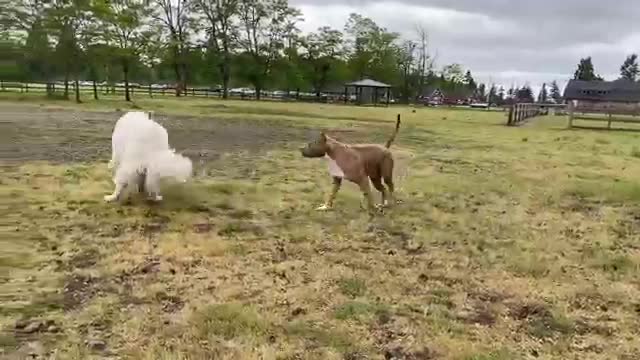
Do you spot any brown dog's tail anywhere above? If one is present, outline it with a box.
[385,114,401,148]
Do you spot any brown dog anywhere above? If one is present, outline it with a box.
[301,114,401,215]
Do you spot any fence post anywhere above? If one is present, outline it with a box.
[568,101,574,128]
[507,105,514,125]
[0,80,3,90]
[149,85,152,98]
[607,112,612,129]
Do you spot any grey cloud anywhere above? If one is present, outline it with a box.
[290,0,639,86]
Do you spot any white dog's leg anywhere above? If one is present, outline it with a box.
[145,173,163,201]
[104,181,127,202]
[108,148,117,169]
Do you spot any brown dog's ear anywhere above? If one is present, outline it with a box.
[319,131,327,142]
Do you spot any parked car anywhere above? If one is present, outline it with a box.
[229,87,255,96]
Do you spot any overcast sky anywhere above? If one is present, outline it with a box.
[290,0,640,92]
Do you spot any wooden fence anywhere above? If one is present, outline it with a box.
[507,103,565,126]
[0,80,342,103]
[567,100,640,129]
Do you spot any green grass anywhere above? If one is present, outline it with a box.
[2,95,640,359]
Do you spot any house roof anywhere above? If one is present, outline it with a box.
[345,79,392,88]
[421,86,472,99]
[563,79,640,102]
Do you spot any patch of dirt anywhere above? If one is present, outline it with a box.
[63,274,101,311]
[383,346,439,360]
[457,301,498,326]
[155,292,185,313]
[507,300,572,339]
[14,319,60,336]
[65,248,100,270]
[468,288,510,304]
[508,301,552,321]
[0,104,309,163]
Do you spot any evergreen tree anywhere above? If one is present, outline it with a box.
[476,83,486,100]
[537,83,548,103]
[464,70,477,91]
[573,57,603,81]
[549,81,562,103]
[497,86,505,104]
[620,54,639,81]
[517,85,534,102]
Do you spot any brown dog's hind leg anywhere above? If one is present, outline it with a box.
[358,180,378,216]
[371,177,387,208]
[381,155,395,206]
[317,177,342,211]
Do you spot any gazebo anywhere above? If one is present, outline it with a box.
[344,79,392,106]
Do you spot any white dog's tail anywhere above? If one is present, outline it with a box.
[148,150,193,181]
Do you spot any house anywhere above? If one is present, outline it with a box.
[419,86,473,106]
[563,79,640,115]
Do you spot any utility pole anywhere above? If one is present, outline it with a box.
[486,76,492,110]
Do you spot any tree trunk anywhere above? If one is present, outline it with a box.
[92,79,98,100]
[173,61,182,97]
[123,60,131,102]
[222,61,230,100]
[181,62,188,95]
[64,72,69,99]
[255,84,261,100]
[74,78,81,103]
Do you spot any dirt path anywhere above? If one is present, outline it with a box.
[0,104,310,163]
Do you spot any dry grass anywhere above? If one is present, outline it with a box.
[1,96,640,359]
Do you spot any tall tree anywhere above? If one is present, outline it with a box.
[237,0,301,99]
[537,83,548,103]
[619,54,639,81]
[414,24,434,97]
[194,0,238,98]
[46,0,93,102]
[150,0,193,96]
[463,70,476,91]
[94,0,153,101]
[476,83,486,100]
[497,86,505,105]
[2,0,52,83]
[549,80,562,103]
[343,13,401,85]
[573,56,603,81]
[442,63,464,84]
[397,40,416,103]
[516,85,534,103]
[301,26,344,96]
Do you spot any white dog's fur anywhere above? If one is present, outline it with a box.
[105,111,193,202]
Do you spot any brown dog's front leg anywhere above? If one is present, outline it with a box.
[317,177,342,211]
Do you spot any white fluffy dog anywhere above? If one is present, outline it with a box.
[105,111,193,202]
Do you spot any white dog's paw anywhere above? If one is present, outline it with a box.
[149,195,163,202]
[315,204,331,211]
[104,194,117,202]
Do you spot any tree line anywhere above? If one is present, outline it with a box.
[2,1,635,105]
[572,55,640,82]
[0,0,513,105]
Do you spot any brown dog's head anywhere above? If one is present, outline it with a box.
[300,132,329,158]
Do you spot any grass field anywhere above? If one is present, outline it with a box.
[1,93,640,359]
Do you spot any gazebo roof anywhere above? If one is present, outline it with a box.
[564,79,640,102]
[345,79,391,88]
